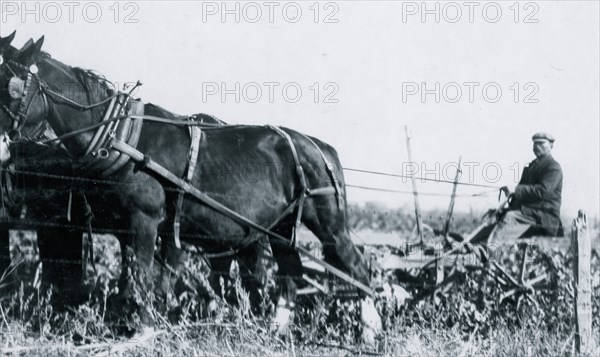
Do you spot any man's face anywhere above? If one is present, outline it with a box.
[533,140,552,157]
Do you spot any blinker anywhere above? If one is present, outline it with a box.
[8,77,24,99]
[7,129,21,142]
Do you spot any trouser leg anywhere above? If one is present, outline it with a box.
[489,211,536,243]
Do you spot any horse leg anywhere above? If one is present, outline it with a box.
[301,197,382,343]
[155,190,187,299]
[269,221,302,333]
[156,237,187,298]
[236,235,270,314]
[116,210,160,326]
[200,238,271,317]
[206,252,236,305]
[37,225,86,306]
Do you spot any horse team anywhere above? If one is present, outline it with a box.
[0,32,382,341]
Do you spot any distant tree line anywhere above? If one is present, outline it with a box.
[347,202,484,236]
[347,202,599,239]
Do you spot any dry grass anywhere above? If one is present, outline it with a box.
[0,306,597,356]
[1,225,598,356]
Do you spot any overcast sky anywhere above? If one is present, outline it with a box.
[1,1,598,220]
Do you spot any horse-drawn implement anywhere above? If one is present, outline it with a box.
[0,32,561,343]
[297,211,560,313]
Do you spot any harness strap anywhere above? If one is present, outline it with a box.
[67,190,72,222]
[84,95,117,156]
[267,198,302,231]
[298,133,343,208]
[79,94,144,177]
[108,137,374,297]
[173,124,202,249]
[13,72,33,131]
[186,125,202,182]
[267,125,307,247]
[265,126,343,247]
[173,194,184,249]
[40,114,224,147]
[81,193,96,281]
[99,100,144,177]
[91,96,123,156]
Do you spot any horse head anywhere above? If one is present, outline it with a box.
[0,30,17,152]
[2,34,116,165]
[0,31,23,162]
[0,33,53,162]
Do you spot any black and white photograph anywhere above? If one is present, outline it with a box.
[0,1,598,355]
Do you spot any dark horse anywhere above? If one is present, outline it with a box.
[0,35,225,304]
[0,36,87,302]
[0,33,381,339]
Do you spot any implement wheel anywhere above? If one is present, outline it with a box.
[488,240,558,310]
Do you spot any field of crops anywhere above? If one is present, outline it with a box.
[0,204,598,356]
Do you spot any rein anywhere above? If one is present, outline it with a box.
[0,59,221,176]
[1,58,115,142]
[1,55,225,152]
[40,114,225,146]
[43,84,117,110]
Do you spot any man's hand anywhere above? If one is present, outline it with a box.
[497,193,514,216]
[498,186,510,201]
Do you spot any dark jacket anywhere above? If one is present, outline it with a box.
[511,154,563,236]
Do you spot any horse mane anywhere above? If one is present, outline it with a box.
[70,67,114,124]
[44,56,115,124]
[71,67,114,95]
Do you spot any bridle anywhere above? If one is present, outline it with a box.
[0,53,117,145]
[0,54,48,141]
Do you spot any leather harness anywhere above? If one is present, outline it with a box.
[173,124,202,249]
[266,125,342,247]
[80,93,144,177]
[0,58,373,295]
[64,97,342,253]
[75,92,204,251]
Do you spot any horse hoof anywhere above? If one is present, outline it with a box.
[207,299,219,314]
[133,326,155,340]
[362,325,378,345]
[273,306,292,335]
[379,283,411,307]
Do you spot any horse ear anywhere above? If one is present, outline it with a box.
[0,30,16,52]
[17,36,44,66]
[20,38,34,51]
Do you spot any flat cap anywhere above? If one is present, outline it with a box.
[532,132,555,142]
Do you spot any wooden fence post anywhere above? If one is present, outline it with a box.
[571,210,593,354]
